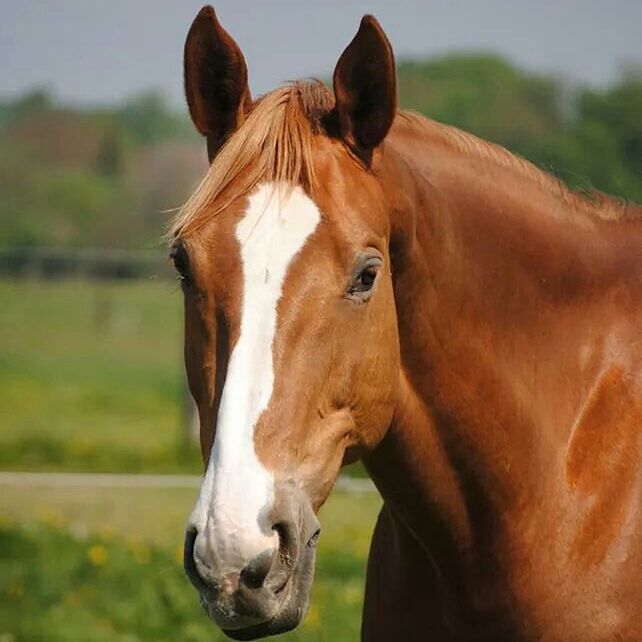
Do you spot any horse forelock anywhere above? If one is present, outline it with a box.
[169,80,334,239]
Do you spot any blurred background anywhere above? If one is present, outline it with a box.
[1,2,641,641]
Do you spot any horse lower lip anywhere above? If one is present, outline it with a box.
[209,604,275,634]
[216,591,287,637]
[222,620,275,641]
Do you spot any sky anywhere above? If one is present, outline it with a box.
[1,1,641,108]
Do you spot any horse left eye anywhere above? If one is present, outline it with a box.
[354,266,377,292]
[347,257,381,302]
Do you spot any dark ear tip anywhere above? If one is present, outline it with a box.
[197,5,216,19]
[195,5,219,26]
[359,14,384,34]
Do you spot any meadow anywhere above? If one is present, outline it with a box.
[0,278,193,472]
[0,277,380,641]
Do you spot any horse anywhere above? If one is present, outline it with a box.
[172,7,642,641]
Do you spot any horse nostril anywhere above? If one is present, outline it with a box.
[239,548,277,589]
[184,527,217,592]
[183,528,202,586]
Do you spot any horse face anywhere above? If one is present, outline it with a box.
[175,7,398,638]
[175,162,399,637]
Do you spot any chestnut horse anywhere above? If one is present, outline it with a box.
[172,7,642,641]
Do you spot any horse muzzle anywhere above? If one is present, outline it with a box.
[183,480,320,639]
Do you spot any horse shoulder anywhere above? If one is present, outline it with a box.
[565,363,642,570]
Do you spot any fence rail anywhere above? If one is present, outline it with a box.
[0,245,172,280]
[0,471,376,493]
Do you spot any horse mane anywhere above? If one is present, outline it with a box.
[170,79,640,239]
[397,111,642,222]
[169,80,333,238]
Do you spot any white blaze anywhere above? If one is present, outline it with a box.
[189,182,322,571]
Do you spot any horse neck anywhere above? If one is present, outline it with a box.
[364,115,642,590]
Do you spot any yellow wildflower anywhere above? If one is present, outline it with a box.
[88,544,108,567]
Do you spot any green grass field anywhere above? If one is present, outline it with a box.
[0,278,198,472]
[0,483,381,642]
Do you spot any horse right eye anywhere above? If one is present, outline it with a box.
[170,244,191,285]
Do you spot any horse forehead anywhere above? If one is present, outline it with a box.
[220,182,324,328]
[195,183,324,293]
[236,183,323,262]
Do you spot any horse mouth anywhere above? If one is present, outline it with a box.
[208,567,306,641]
[195,527,318,640]
[219,587,294,641]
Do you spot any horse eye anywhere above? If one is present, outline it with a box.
[170,245,191,284]
[347,256,381,301]
[354,266,377,292]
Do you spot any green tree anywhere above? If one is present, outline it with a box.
[115,91,193,145]
[397,54,565,151]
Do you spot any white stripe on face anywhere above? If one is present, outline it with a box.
[189,182,322,572]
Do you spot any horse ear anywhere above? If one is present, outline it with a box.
[332,15,397,159]
[184,6,252,162]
